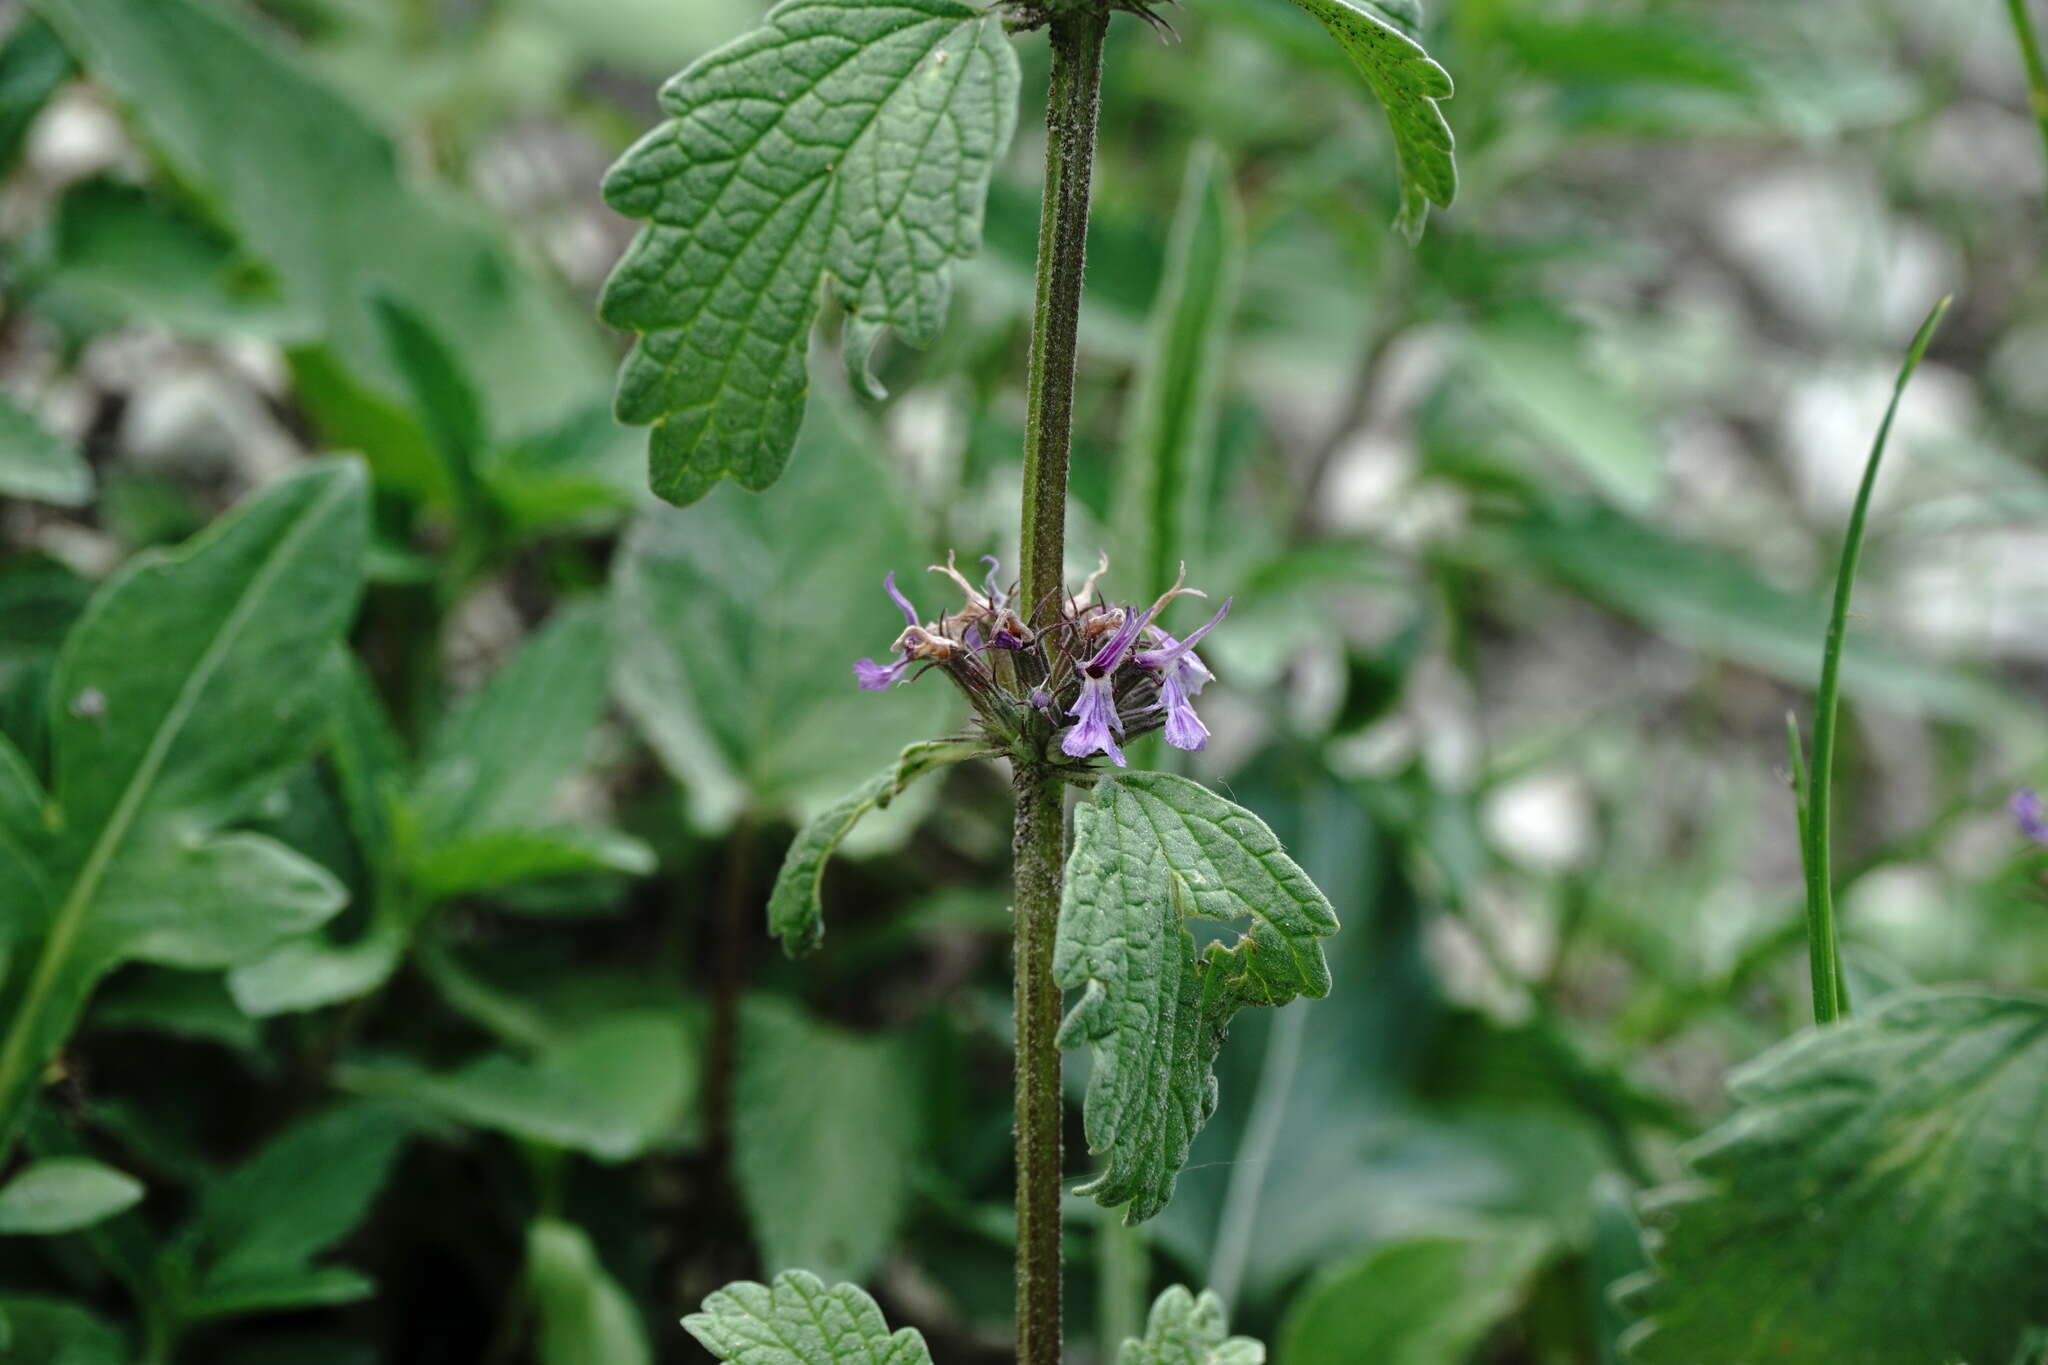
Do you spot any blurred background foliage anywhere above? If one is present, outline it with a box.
[0,0,2045,1360]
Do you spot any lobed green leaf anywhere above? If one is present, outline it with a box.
[1287,0,1456,240]
[684,1270,932,1365]
[598,0,1019,504]
[1119,1286,1264,1365]
[1055,771,1339,1223]
[1618,989,2048,1365]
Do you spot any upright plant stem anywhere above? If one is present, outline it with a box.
[2008,0,2048,194]
[1799,298,1948,1026]
[1013,12,1109,1365]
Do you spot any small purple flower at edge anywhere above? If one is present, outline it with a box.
[853,571,921,690]
[1135,597,1231,753]
[2012,788,2048,845]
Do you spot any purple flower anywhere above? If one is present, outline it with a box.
[1135,598,1230,751]
[1060,607,1152,765]
[853,572,921,690]
[2013,788,2048,845]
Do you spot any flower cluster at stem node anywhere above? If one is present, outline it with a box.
[853,553,1228,769]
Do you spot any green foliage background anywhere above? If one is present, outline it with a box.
[1,0,2046,1361]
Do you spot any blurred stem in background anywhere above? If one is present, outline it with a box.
[2008,0,2048,194]
[1014,9,1110,1363]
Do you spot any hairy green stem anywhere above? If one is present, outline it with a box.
[2009,0,2048,195]
[1017,10,1108,634]
[1013,12,1108,1364]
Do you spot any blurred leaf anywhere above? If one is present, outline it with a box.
[178,1103,410,1321]
[1619,990,2048,1365]
[0,1296,125,1365]
[734,997,918,1284]
[0,15,70,173]
[1505,503,2024,727]
[0,461,368,1158]
[539,1009,696,1153]
[0,1156,143,1235]
[767,738,979,956]
[181,1268,374,1320]
[683,1270,933,1365]
[484,404,639,539]
[598,0,1019,504]
[0,734,51,936]
[613,400,947,828]
[1055,771,1340,1223]
[228,660,409,1017]
[33,179,302,340]
[0,556,90,761]
[526,1217,651,1365]
[0,392,91,507]
[370,294,493,530]
[31,0,606,484]
[1119,1286,1263,1365]
[1277,1227,1550,1365]
[1499,16,1758,96]
[406,826,654,905]
[95,967,264,1052]
[338,1053,643,1161]
[510,0,756,76]
[1113,143,1244,602]
[412,600,611,840]
[1284,0,1456,240]
[1464,314,1661,513]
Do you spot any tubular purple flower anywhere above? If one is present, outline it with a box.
[1059,606,1153,765]
[854,572,923,690]
[885,571,920,627]
[854,656,912,690]
[1135,597,1230,677]
[2013,788,2048,844]
[1157,668,1210,750]
[1084,606,1152,675]
[1136,597,1229,751]
[1062,673,1126,766]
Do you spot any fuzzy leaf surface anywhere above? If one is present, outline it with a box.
[598,0,1019,504]
[1618,989,2048,1365]
[1287,0,1456,240]
[1120,1286,1264,1365]
[683,1270,932,1365]
[767,739,977,954]
[1055,771,1339,1222]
